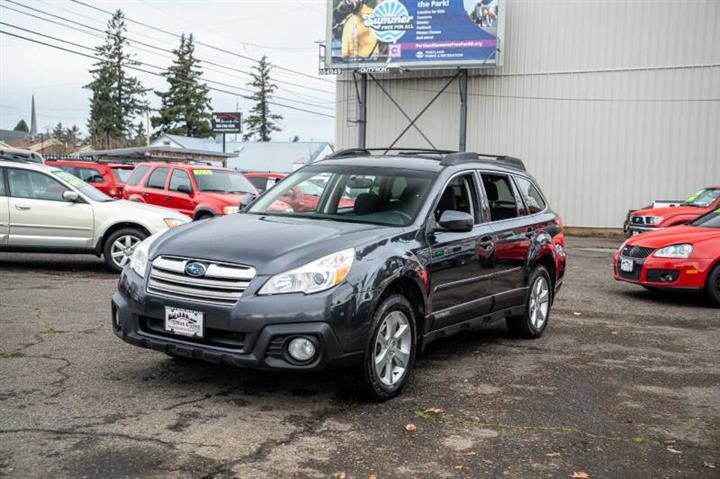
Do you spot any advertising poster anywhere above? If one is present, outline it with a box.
[326,0,502,71]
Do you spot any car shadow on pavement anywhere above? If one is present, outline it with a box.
[0,253,113,276]
[619,288,717,309]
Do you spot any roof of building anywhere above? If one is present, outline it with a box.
[0,129,31,145]
[79,145,234,166]
[151,134,333,173]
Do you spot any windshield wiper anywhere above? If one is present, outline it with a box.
[202,188,229,193]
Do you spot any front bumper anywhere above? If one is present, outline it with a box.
[111,268,368,370]
[613,254,711,292]
[626,225,664,237]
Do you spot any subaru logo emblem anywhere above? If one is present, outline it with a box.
[185,262,207,277]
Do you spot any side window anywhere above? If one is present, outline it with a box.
[514,176,547,215]
[146,167,169,189]
[169,169,193,193]
[8,169,67,201]
[0,168,5,196]
[58,166,78,176]
[76,167,104,184]
[247,176,268,192]
[435,174,478,223]
[126,165,150,186]
[481,174,521,221]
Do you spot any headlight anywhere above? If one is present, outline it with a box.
[223,206,240,215]
[258,248,355,295]
[653,244,693,259]
[647,216,664,225]
[164,218,189,228]
[129,232,163,278]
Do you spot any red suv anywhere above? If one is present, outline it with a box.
[625,186,720,236]
[46,160,134,198]
[122,163,257,220]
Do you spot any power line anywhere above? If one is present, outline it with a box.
[0,30,335,119]
[0,21,334,111]
[2,1,335,98]
[68,0,333,84]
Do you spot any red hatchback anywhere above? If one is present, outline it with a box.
[614,208,720,305]
[46,160,134,198]
[122,163,257,220]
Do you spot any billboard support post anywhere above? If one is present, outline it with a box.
[459,69,468,152]
[222,133,226,153]
[357,73,368,149]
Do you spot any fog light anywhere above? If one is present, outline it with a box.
[287,337,316,362]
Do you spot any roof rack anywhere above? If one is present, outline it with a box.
[324,148,526,171]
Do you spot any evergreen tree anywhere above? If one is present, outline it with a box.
[65,125,81,149]
[243,56,282,142]
[85,9,148,148]
[13,119,29,132]
[52,122,66,143]
[152,34,213,138]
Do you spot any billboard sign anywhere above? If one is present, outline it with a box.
[325,0,502,71]
[212,112,243,133]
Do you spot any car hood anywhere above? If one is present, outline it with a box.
[151,213,398,274]
[199,192,254,205]
[632,205,705,219]
[98,199,189,219]
[628,225,720,249]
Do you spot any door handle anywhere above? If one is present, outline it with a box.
[525,227,536,238]
[164,196,173,200]
[15,205,31,211]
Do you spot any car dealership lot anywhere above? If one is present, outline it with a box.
[0,237,718,479]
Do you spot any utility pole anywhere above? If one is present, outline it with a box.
[145,109,151,147]
[358,73,367,149]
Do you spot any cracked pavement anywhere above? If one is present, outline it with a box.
[1,237,719,478]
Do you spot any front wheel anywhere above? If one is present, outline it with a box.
[357,294,417,401]
[507,266,552,339]
[705,264,720,307]
[103,228,147,273]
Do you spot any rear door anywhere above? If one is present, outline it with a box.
[479,172,531,310]
[426,172,495,330]
[0,168,8,246]
[6,168,94,248]
[143,167,170,207]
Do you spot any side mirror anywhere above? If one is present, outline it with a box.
[437,210,474,232]
[239,193,257,211]
[177,184,192,195]
[63,191,80,203]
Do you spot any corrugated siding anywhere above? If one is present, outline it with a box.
[335,0,720,227]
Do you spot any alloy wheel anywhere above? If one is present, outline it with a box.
[529,276,550,329]
[374,310,412,387]
[110,234,141,269]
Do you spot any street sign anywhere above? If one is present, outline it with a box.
[212,112,243,133]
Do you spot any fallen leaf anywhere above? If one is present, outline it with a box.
[463,451,477,456]
[573,312,582,316]
[424,407,444,414]
[666,447,682,455]
[570,472,591,479]
[704,462,717,469]
[454,465,463,470]
[331,473,346,479]
[545,452,561,457]
[482,459,493,465]
[404,423,416,431]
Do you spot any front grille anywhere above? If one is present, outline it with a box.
[618,262,642,280]
[138,315,247,351]
[621,246,654,259]
[147,256,255,306]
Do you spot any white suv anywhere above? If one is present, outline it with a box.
[0,159,190,272]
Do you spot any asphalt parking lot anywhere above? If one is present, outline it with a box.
[1,236,718,479]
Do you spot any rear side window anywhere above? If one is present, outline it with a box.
[248,176,268,192]
[481,174,520,221]
[112,167,132,183]
[126,165,150,186]
[169,169,192,192]
[146,167,169,189]
[514,176,547,214]
[75,167,105,184]
[0,168,5,195]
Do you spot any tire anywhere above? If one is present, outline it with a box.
[507,266,553,339]
[704,264,720,307]
[354,294,417,401]
[194,211,214,221]
[103,228,147,273]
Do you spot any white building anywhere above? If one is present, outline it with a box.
[334,1,720,228]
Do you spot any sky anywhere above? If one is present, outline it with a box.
[0,0,336,143]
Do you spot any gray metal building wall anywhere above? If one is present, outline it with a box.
[334,0,720,228]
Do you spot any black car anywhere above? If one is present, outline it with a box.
[112,149,567,400]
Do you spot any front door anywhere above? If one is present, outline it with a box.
[0,168,8,246]
[166,168,197,216]
[6,168,94,248]
[143,167,170,208]
[426,173,494,330]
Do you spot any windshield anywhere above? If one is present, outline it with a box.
[112,167,133,183]
[247,165,434,227]
[690,208,720,228]
[54,170,113,202]
[682,188,720,207]
[192,169,256,194]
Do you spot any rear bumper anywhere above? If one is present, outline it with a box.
[613,255,712,291]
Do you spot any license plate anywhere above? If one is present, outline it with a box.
[631,230,640,236]
[165,307,204,338]
[620,258,634,273]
